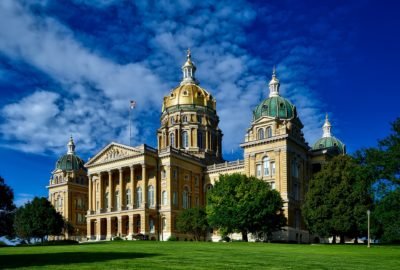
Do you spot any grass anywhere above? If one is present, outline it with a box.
[0,241,399,269]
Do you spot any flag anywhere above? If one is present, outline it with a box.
[130,100,136,109]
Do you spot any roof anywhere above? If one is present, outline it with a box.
[312,136,346,154]
[55,153,86,171]
[253,96,296,121]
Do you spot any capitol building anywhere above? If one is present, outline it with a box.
[47,51,345,242]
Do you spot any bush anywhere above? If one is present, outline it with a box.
[113,236,123,241]
[167,235,178,241]
[18,240,79,246]
[220,236,231,242]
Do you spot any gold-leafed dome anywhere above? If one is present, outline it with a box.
[162,50,216,112]
[162,84,216,112]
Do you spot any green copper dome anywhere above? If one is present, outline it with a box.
[253,96,296,121]
[312,136,346,154]
[55,136,86,171]
[56,154,85,171]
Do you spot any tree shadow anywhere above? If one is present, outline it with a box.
[0,251,156,268]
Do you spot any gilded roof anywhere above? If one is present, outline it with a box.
[162,83,216,112]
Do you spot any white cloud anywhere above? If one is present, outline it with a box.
[0,0,340,159]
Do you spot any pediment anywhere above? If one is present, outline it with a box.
[85,142,141,167]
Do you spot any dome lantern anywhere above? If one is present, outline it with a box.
[67,135,75,154]
[269,66,280,97]
[322,114,332,138]
[181,48,198,85]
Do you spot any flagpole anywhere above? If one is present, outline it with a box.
[129,106,132,146]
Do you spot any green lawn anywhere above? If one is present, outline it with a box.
[0,241,399,269]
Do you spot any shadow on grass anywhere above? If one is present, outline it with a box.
[0,251,156,268]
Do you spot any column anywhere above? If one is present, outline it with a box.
[88,175,92,212]
[118,216,122,237]
[206,130,209,150]
[106,217,112,240]
[108,171,113,211]
[140,213,149,234]
[128,215,134,238]
[63,191,68,219]
[99,173,104,211]
[87,219,91,239]
[130,166,135,208]
[96,218,101,240]
[120,168,125,210]
[142,164,148,208]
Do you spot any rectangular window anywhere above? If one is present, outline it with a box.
[173,191,178,206]
[270,181,275,190]
[271,162,276,175]
[256,164,261,177]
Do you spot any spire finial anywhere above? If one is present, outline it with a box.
[187,48,191,59]
[67,135,75,154]
[272,65,276,77]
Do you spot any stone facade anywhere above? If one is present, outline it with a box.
[48,52,345,242]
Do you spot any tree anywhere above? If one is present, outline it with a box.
[14,197,64,243]
[302,155,372,243]
[372,188,400,243]
[176,207,210,241]
[0,176,16,237]
[206,173,286,242]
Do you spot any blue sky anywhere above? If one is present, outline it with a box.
[0,0,399,206]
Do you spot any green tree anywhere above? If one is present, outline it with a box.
[303,155,372,243]
[372,189,400,243]
[14,197,64,243]
[176,207,210,241]
[0,176,16,237]
[206,173,286,242]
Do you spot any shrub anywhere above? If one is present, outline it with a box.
[167,235,178,241]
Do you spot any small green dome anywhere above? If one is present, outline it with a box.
[253,96,296,121]
[55,154,85,171]
[312,137,346,154]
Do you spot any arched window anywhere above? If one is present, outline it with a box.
[182,131,189,148]
[105,192,109,209]
[136,187,142,207]
[266,127,272,138]
[263,157,270,176]
[182,187,189,209]
[57,195,62,209]
[148,185,154,207]
[258,128,264,140]
[198,131,203,149]
[115,191,120,209]
[182,115,188,122]
[77,198,83,209]
[169,133,175,147]
[162,190,167,206]
[126,189,131,206]
[55,176,58,184]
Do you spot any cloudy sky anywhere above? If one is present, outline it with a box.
[0,0,399,206]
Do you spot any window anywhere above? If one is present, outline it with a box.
[270,181,276,190]
[198,132,203,149]
[256,164,261,177]
[162,191,167,206]
[162,218,167,231]
[258,128,264,140]
[115,191,120,209]
[77,198,83,209]
[197,115,203,123]
[182,131,189,148]
[263,157,270,176]
[149,219,155,233]
[136,187,142,207]
[161,170,166,179]
[194,176,199,186]
[173,169,177,180]
[148,185,155,207]
[292,161,299,178]
[173,191,178,206]
[266,127,272,138]
[126,189,131,206]
[182,187,189,209]
[195,196,199,206]
[57,195,62,209]
[182,115,188,122]
[169,132,176,147]
[170,117,175,124]
[105,192,109,209]
[271,162,276,175]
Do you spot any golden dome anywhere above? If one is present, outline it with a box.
[162,83,216,112]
